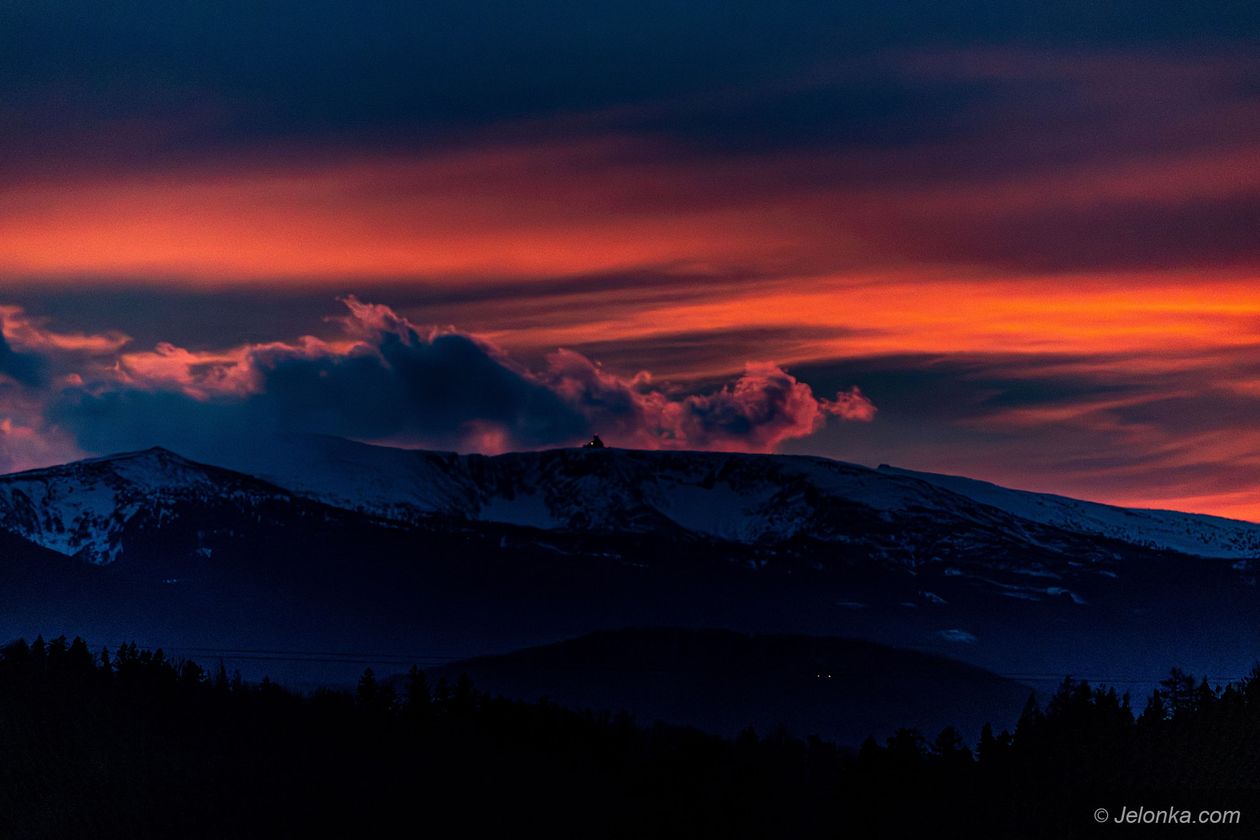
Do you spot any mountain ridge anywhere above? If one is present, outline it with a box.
[879,464,1260,560]
[0,447,314,564]
[187,435,1260,561]
[2,438,1258,567]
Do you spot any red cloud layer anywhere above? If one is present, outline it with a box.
[0,48,1257,518]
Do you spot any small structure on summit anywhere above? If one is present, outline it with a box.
[582,434,606,449]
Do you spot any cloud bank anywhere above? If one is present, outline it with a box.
[0,297,874,471]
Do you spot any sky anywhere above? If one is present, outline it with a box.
[1,1,1259,518]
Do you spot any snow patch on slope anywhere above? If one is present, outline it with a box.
[193,436,1260,561]
[879,466,1260,560]
[0,448,288,564]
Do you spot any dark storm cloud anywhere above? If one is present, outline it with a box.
[50,324,589,456]
[41,298,872,460]
[0,327,46,388]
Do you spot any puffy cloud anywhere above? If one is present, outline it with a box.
[51,300,586,455]
[669,363,874,452]
[39,298,873,460]
[542,350,874,452]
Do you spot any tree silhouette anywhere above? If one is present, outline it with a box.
[0,638,1252,838]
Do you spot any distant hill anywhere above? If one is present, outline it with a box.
[431,628,1032,745]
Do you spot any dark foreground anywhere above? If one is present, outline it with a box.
[1,637,1257,839]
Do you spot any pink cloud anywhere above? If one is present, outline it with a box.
[0,305,130,354]
[114,335,344,399]
[664,362,875,452]
[542,350,874,453]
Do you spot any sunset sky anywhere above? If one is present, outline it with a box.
[2,2,1259,518]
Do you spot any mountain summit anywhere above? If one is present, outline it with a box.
[0,447,295,564]
[4,437,1259,568]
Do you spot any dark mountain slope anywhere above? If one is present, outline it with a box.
[432,628,1033,745]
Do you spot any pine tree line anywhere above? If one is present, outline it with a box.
[0,636,1256,838]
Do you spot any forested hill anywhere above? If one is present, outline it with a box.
[0,636,1256,838]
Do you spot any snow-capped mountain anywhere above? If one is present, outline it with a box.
[205,434,1112,576]
[878,465,1260,561]
[220,434,979,540]
[0,448,298,564]
[213,435,1260,562]
[1,438,1257,699]
[2,437,1258,572]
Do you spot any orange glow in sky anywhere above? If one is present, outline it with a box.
[3,72,1259,519]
